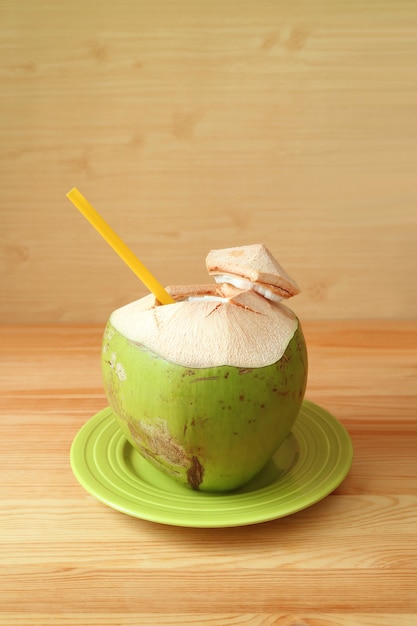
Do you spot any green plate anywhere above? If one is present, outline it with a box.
[70,400,353,527]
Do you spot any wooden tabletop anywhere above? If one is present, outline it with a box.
[1,322,416,625]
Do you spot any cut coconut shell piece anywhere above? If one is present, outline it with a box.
[206,243,300,302]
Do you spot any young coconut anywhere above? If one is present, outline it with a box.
[102,244,307,492]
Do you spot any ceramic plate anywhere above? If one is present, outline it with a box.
[70,400,353,527]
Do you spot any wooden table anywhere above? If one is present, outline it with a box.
[1,322,416,625]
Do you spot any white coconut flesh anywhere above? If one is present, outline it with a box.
[211,274,284,303]
[110,286,298,369]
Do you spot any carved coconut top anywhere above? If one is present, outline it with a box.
[110,245,301,368]
[206,243,300,302]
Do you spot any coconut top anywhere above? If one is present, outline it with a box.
[110,283,298,368]
[109,244,301,368]
[206,243,300,302]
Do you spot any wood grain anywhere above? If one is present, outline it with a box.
[0,321,416,625]
[1,1,417,323]
[0,617,416,626]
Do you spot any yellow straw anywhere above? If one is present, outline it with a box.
[66,187,175,305]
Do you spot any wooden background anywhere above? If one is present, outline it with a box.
[1,0,417,324]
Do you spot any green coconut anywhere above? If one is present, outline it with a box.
[101,244,307,492]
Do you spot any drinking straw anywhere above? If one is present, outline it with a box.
[66,187,175,305]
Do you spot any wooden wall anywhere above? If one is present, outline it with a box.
[1,0,416,323]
